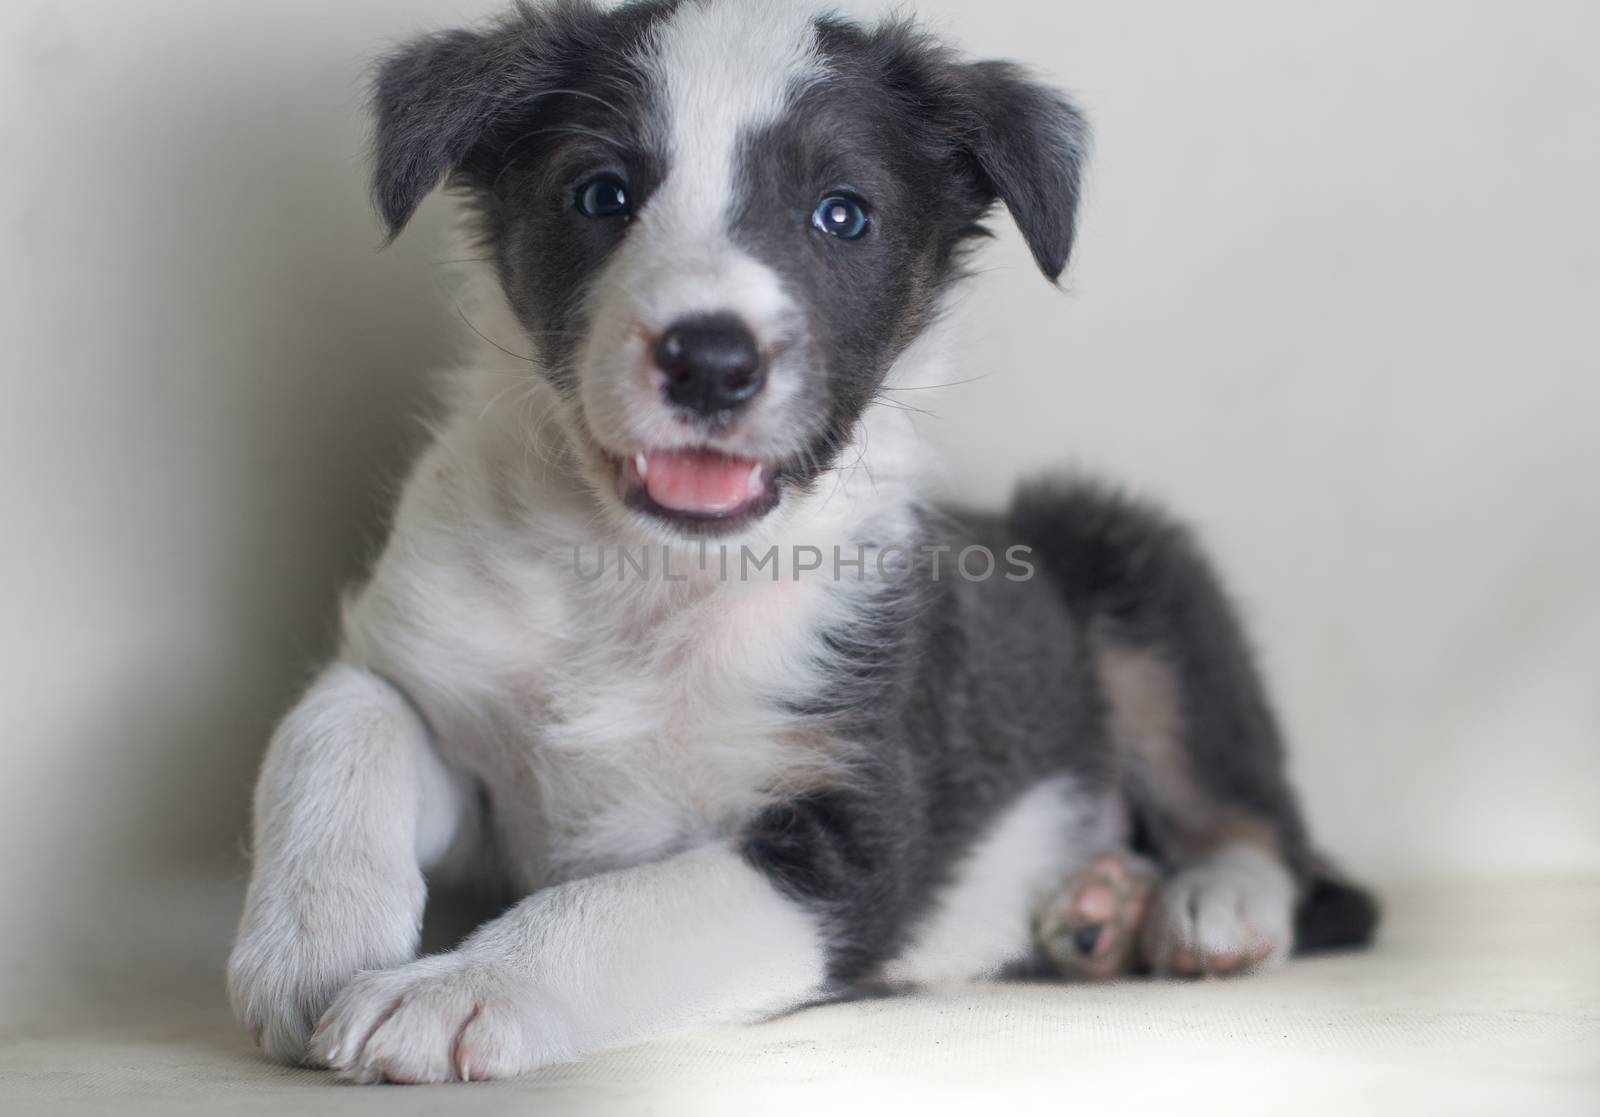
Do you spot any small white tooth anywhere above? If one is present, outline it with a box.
[634,452,649,480]
[748,464,765,497]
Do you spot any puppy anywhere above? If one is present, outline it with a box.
[228,0,1378,1084]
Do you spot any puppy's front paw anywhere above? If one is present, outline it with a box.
[1141,845,1294,977]
[312,954,573,1084]
[227,874,425,1065]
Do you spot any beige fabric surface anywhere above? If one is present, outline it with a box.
[3,878,1596,1116]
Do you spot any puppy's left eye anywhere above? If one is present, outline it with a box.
[577,174,632,219]
[813,195,869,240]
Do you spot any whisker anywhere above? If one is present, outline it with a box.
[478,375,535,422]
[872,393,937,419]
[473,86,631,122]
[470,369,545,379]
[452,302,539,364]
[493,125,628,190]
[527,87,631,121]
[880,373,990,393]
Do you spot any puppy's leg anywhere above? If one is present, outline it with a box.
[228,663,472,1062]
[1094,639,1302,976]
[313,844,826,1084]
[1013,483,1339,977]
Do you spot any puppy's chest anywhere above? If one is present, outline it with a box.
[463,577,842,884]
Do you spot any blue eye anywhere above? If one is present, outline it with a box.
[813,195,869,239]
[577,175,631,218]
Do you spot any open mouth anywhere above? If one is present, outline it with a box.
[615,448,782,534]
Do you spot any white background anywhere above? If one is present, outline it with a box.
[2,0,1596,1030]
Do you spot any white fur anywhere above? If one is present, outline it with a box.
[336,346,917,890]
[880,779,1111,985]
[227,664,477,1062]
[312,844,827,1083]
[579,0,827,471]
[1141,843,1296,973]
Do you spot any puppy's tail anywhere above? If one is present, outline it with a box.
[1295,857,1382,953]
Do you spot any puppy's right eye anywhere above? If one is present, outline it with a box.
[576,175,631,219]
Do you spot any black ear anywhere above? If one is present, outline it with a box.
[956,62,1090,282]
[369,20,532,240]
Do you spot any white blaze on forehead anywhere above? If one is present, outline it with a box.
[627,0,823,335]
[579,2,827,465]
[642,0,824,210]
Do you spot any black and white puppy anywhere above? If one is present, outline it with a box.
[228,0,1378,1084]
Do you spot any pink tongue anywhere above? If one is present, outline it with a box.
[643,449,762,515]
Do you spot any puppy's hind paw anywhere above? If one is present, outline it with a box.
[1036,851,1158,980]
[1141,844,1294,978]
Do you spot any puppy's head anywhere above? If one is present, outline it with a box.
[373,0,1087,538]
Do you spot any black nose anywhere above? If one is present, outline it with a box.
[655,315,766,416]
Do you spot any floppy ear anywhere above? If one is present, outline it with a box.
[955,62,1090,283]
[369,21,534,240]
